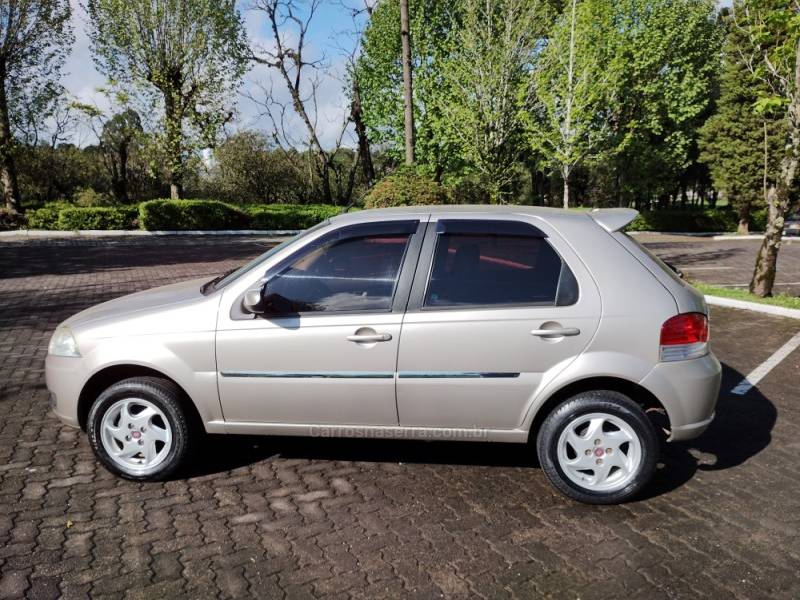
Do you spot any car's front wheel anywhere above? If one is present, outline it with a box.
[536,391,659,504]
[87,377,192,480]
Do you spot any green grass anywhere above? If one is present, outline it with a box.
[692,282,800,310]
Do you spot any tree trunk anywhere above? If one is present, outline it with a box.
[400,0,415,166]
[749,184,789,296]
[737,217,750,236]
[118,142,129,204]
[562,167,570,209]
[350,78,374,186]
[163,92,183,200]
[0,62,21,213]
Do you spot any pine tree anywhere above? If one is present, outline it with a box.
[699,15,785,234]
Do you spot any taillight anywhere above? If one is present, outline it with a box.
[659,313,709,361]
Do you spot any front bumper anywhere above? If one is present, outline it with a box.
[639,351,721,442]
[45,354,89,428]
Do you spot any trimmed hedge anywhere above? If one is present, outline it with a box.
[246,204,347,230]
[138,200,346,231]
[17,200,348,231]
[25,202,72,230]
[363,169,449,208]
[12,200,763,234]
[57,206,139,230]
[138,200,250,231]
[626,209,741,233]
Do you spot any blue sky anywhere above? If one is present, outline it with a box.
[64,0,365,147]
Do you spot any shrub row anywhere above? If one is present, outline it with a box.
[59,206,140,230]
[626,209,764,233]
[246,204,345,229]
[138,200,250,231]
[18,200,351,231]
[13,200,766,233]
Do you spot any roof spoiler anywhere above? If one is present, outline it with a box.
[588,208,639,232]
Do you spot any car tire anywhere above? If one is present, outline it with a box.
[87,377,193,481]
[536,391,659,504]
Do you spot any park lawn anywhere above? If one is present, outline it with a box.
[693,282,800,310]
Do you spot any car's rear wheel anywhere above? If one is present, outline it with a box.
[87,377,192,480]
[536,391,659,504]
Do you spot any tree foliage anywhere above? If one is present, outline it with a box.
[608,0,721,208]
[527,0,619,208]
[731,0,800,296]
[357,0,458,177]
[87,0,249,199]
[700,13,786,233]
[440,0,546,203]
[0,0,73,211]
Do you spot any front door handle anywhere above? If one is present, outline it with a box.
[347,333,393,343]
[530,327,581,338]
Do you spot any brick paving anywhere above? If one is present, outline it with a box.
[1,236,799,599]
[636,233,800,295]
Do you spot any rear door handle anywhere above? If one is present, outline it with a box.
[347,333,393,343]
[530,327,581,337]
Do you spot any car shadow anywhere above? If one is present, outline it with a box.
[183,360,776,502]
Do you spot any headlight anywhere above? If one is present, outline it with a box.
[48,327,80,357]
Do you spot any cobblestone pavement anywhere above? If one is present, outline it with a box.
[636,233,800,295]
[1,237,799,599]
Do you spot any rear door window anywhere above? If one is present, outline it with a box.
[424,220,577,308]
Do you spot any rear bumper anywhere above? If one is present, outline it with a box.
[669,412,715,441]
[639,351,721,442]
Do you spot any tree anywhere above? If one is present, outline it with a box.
[439,0,544,203]
[250,0,361,205]
[209,131,306,204]
[700,15,785,234]
[733,0,800,296]
[99,110,143,204]
[608,0,720,210]
[527,0,620,208]
[0,0,73,212]
[357,0,459,178]
[87,0,248,200]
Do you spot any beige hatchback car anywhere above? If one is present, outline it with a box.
[46,206,721,504]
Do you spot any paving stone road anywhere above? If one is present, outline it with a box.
[636,233,800,295]
[0,237,799,599]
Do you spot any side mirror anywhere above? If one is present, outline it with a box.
[242,287,265,314]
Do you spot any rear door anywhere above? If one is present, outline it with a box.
[395,216,601,430]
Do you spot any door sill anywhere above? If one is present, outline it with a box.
[205,420,528,443]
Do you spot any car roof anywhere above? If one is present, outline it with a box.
[330,205,638,232]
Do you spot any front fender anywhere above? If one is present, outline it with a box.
[80,332,223,424]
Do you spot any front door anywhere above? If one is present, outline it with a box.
[216,218,426,425]
[396,217,601,431]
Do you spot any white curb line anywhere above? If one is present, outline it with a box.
[705,295,800,320]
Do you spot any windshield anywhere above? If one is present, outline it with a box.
[202,221,330,293]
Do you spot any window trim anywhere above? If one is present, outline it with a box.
[406,218,579,313]
[230,219,427,320]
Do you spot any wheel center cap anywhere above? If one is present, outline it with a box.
[593,447,605,457]
[131,431,142,440]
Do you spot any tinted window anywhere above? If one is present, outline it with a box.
[424,223,569,307]
[265,223,416,313]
